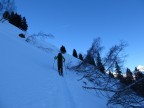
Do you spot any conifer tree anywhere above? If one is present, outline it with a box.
[115,61,121,74]
[126,68,132,77]
[96,52,105,73]
[79,53,83,61]
[8,11,14,23]
[73,49,78,58]
[15,13,22,28]
[4,11,28,31]
[22,17,28,31]
[84,53,96,66]
[125,68,133,85]
[9,12,21,28]
[135,70,143,80]
[1,11,9,22]
[115,61,123,80]
[3,11,9,19]
[134,67,138,72]
[134,69,144,96]
[109,71,114,78]
[60,45,66,54]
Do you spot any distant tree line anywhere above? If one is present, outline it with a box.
[2,11,28,31]
[108,61,144,97]
[0,0,28,31]
[119,67,144,97]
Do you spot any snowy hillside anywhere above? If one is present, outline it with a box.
[0,22,107,108]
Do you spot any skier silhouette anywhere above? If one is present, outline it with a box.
[54,53,65,76]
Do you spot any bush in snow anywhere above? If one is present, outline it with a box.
[19,33,25,38]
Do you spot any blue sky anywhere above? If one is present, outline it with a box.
[15,0,144,70]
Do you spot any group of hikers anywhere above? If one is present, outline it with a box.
[54,52,65,76]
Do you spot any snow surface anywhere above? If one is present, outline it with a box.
[0,21,107,108]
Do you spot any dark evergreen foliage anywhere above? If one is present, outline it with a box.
[84,53,96,66]
[109,71,114,78]
[115,62,123,80]
[115,62,122,74]
[3,11,28,31]
[116,67,144,97]
[21,17,28,31]
[8,11,14,23]
[134,67,138,72]
[135,71,143,80]
[60,45,66,54]
[124,68,134,85]
[3,11,9,19]
[79,53,83,61]
[96,52,105,73]
[133,71,144,96]
[9,12,21,28]
[73,49,78,58]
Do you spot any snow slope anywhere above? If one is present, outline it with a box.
[0,22,107,108]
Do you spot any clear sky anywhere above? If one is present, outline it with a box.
[15,0,144,70]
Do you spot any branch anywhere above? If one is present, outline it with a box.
[82,86,117,92]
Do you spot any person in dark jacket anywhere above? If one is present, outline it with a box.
[54,53,65,76]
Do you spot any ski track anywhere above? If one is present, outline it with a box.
[30,68,77,108]
[61,76,76,108]
[50,72,76,108]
